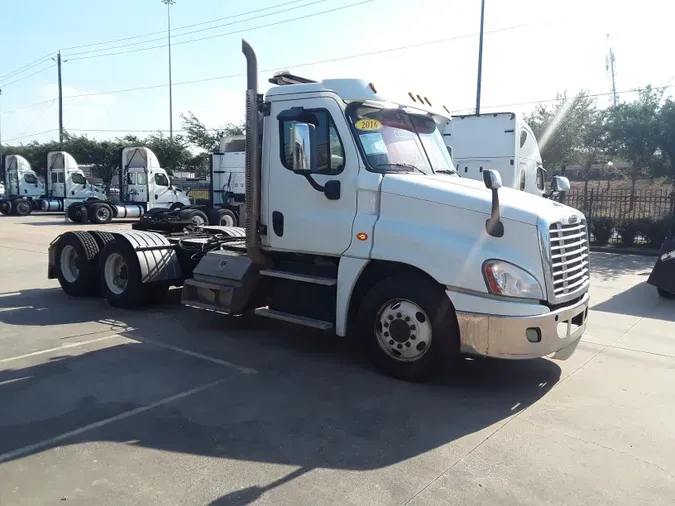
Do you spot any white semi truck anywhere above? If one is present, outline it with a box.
[46,40,590,381]
[0,152,104,215]
[66,146,192,224]
[444,112,570,198]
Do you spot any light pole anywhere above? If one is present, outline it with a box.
[162,0,175,141]
[475,0,485,114]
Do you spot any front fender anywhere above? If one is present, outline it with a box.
[371,194,545,295]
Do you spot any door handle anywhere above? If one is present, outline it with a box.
[272,211,284,237]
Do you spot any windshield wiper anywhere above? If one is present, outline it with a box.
[376,163,427,175]
[435,169,458,175]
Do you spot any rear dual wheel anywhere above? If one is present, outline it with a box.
[0,200,11,215]
[89,202,113,224]
[54,232,101,296]
[99,240,168,308]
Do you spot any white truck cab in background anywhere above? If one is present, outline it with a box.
[41,151,106,212]
[444,112,570,198]
[0,155,45,215]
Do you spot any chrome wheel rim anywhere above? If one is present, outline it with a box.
[96,206,111,221]
[219,214,235,226]
[191,214,206,226]
[375,299,432,362]
[104,252,128,295]
[60,245,80,283]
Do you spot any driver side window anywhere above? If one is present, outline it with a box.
[154,173,169,187]
[24,174,38,184]
[71,173,86,185]
[279,109,345,174]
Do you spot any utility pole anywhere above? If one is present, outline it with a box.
[605,34,618,107]
[475,0,485,114]
[55,51,64,144]
[162,0,175,141]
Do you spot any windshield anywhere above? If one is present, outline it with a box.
[347,104,454,175]
[71,173,86,185]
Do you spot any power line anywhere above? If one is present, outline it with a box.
[449,84,675,113]
[14,100,57,138]
[59,0,312,52]
[0,51,56,82]
[59,23,532,101]
[2,98,57,116]
[64,0,333,58]
[0,64,56,88]
[66,0,373,61]
[3,129,58,143]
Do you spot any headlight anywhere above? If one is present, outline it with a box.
[483,260,543,299]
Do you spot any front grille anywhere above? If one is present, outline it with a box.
[549,220,590,299]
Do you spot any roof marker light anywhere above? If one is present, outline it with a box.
[368,83,377,93]
[424,97,432,106]
[408,92,416,102]
[416,94,424,103]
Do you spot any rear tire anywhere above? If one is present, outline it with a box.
[89,202,113,224]
[178,208,208,227]
[169,202,184,212]
[54,231,101,297]
[99,240,145,309]
[657,287,675,299]
[357,276,460,382]
[14,199,32,216]
[67,204,86,223]
[0,200,11,215]
[210,208,238,227]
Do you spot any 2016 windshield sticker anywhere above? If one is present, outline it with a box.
[355,119,382,131]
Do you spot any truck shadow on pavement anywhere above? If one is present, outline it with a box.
[0,288,561,505]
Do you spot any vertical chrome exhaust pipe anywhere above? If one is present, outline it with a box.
[242,39,265,264]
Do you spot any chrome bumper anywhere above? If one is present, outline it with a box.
[456,292,589,360]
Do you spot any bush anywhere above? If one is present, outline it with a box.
[616,219,641,247]
[590,216,615,246]
[638,217,672,247]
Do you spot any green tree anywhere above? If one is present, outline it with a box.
[144,133,192,175]
[576,109,608,202]
[64,134,129,194]
[656,98,675,190]
[180,111,244,153]
[525,90,596,175]
[605,86,663,203]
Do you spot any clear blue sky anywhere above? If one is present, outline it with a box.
[1,0,673,144]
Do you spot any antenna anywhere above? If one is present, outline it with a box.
[605,34,618,107]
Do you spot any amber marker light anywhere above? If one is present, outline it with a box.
[357,233,368,241]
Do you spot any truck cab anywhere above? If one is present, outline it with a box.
[444,113,569,198]
[121,147,190,210]
[41,151,105,212]
[0,155,45,215]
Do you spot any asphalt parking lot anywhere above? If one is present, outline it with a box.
[0,213,674,505]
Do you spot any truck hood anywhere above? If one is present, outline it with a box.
[380,173,577,226]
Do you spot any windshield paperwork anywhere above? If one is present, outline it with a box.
[348,104,456,176]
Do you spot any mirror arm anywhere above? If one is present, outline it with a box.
[485,188,504,237]
[302,173,326,192]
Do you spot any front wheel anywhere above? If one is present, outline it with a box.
[210,208,238,227]
[357,276,460,382]
[14,199,32,216]
[89,202,113,224]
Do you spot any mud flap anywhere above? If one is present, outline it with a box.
[647,236,675,295]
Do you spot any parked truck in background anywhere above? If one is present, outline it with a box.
[66,146,193,224]
[0,155,45,215]
[444,112,570,198]
[0,152,105,216]
[46,40,590,381]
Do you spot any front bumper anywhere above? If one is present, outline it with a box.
[456,292,589,360]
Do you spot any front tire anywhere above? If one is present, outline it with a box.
[178,208,208,227]
[14,199,32,216]
[357,276,460,382]
[54,232,101,297]
[89,202,113,224]
[210,208,238,227]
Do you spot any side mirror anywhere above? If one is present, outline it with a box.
[483,169,502,190]
[551,175,570,193]
[482,169,504,238]
[446,145,453,158]
[291,122,317,173]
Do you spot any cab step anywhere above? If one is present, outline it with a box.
[259,269,337,286]
[254,307,334,330]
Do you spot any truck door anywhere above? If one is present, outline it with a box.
[151,171,172,206]
[70,172,87,197]
[266,97,359,255]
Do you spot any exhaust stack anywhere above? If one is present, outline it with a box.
[242,39,265,264]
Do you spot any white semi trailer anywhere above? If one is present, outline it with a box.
[444,112,570,198]
[46,40,590,381]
